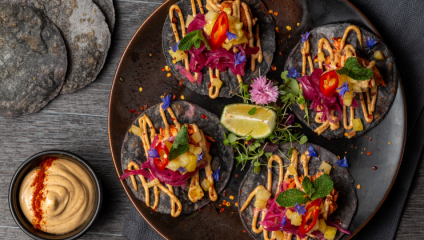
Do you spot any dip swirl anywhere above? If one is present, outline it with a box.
[19,158,95,235]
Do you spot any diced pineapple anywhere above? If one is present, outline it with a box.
[189,144,196,153]
[223,8,232,15]
[193,147,202,155]
[318,52,325,62]
[192,131,202,143]
[319,219,327,234]
[256,189,272,201]
[178,152,190,167]
[166,160,181,171]
[352,118,363,132]
[188,185,204,201]
[273,231,285,240]
[254,200,267,209]
[201,179,211,191]
[233,22,243,30]
[374,50,384,60]
[228,15,237,25]
[130,125,142,137]
[324,226,337,240]
[285,209,293,220]
[185,15,194,28]
[222,43,232,50]
[291,212,302,226]
[203,22,214,36]
[319,162,332,175]
[205,11,219,23]
[146,178,160,188]
[186,153,198,172]
[164,141,173,151]
[168,49,188,62]
[287,166,297,175]
[211,77,223,89]
[309,219,320,233]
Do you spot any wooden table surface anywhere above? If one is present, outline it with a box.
[0,0,421,239]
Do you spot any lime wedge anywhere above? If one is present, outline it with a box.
[220,104,276,139]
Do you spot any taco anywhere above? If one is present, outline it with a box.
[284,23,398,138]
[162,0,275,99]
[238,142,357,240]
[120,99,233,216]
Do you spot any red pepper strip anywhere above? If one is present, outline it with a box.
[319,70,339,97]
[299,198,322,235]
[209,12,229,51]
[154,142,170,171]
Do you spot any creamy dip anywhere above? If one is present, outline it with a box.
[19,158,95,235]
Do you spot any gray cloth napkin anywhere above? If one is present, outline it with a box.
[123,0,424,239]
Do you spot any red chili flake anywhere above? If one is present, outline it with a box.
[305,53,310,57]
[129,109,136,113]
[240,190,243,193]
[220,208,225,212]
[140,106,144,110]
[246,219,249,222]
[367,151,371,156]
[372,166,378,170]
[369,137,372,140]
[199,209,202,212]
[377,149,379,151]
[137,112,140,114]
[235,174,239,178]
[172,95,177,100]
[172,17,178,23]
[161,68,165,71]
[328,138,331,140]
[319,147,321,150]
[242,230,246,233]
[179,82,183,86]
[279,52,283,55]
[175,9,179,12]
[351,144,354,148]
[337,220,342,225]
[171,117,175,121]
[201,114,208,119]
[208,82,212,88]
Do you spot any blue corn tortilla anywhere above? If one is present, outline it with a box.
[121,101,234,214]
[238,142,357,240]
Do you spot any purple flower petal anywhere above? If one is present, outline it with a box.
[235,52,247,67]
[301,31,311,43]
[178,166,187,173]
[212,168,220,182]
[226,30,237,41]
[337,81,349,97]
[307,146,318,157]
[196,150,204,165]
[295,203,307,216]
[148,148,160,159]
[161,95,172,111]
[336,157,349,168]
[287,66,301,79]
[172,41,180,52]
[366,37,378,49]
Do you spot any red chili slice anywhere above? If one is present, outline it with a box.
[210,12,229,51]
[299,198,322,235]
[319,70,339,97]
[154,142,170,171]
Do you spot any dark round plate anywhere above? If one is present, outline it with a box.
[108,0,406,239]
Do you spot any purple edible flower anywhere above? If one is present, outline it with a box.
[172,41,180,52]
[212,168,220,182]
[336,157,349,168]
[295,203,307,216]
[287,66,301,79]
[235,52,247,66]
[268,167,273,173]
[196,150,204,165]
[178,166,187,173]
[249,76,279,105]
[226,30,237,41]
[307,146,318,157]
[161,95,172,111]
[337,81,349,97]
[148,148,160,159]
[366,37,378,50]
[301,31,311,43]
[282,216,287,227]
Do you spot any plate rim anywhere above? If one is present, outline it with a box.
[107,0,407,239]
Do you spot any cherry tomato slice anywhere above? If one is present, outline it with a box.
[319,70,339,97]
[154,142,170,171]
[210,12,229,51]
[299,198,322,235]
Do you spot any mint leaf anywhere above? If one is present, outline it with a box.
[276,189,308,207]
[169,126,190,160]
[302,176,315,198]
[178,31,199,51]
[298,135,308,144]
[248,107,258,115]
[288,147,293,156]
[336,57,374,81]
[178,30,210,51]
[311,173,334,200]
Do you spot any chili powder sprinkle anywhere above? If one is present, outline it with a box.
[31,157,57,230]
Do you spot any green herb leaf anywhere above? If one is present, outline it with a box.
[281,71,289,81]
[302,176,316,198]
[248,107,258,115]
[311,173,334,200]
[246,135,252,141]
[254,161,260,167]
[297,97,305,104]
[178,30,210,51]
[169,126,190,160]
[298,136,308,144]
[276,188,308,207]
[288,147,293,156]
[223,139,230,145]
[275,107,282,115]
[254,166,261,174]
[228,133,238,143]
[264,152,273,158]
[285,78,300,95]
[336,57,374,80]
